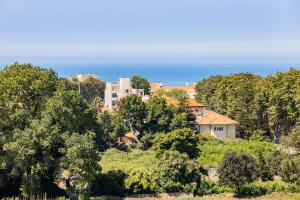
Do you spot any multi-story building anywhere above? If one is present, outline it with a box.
[105,77,149,110]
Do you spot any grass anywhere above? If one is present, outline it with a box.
[100,148,157,173]
[198,139,279,168]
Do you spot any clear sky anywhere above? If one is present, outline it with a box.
[0,0,300,63]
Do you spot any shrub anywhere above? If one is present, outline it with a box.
[238,180,299,196]
[196,180,232,196]
[268,150,284,175]
[149,151,203,193]
[218,151,259,194]
[152,128,200,159]
[258,152,274,181]
[198,139,277,168]
[281,158,300,183]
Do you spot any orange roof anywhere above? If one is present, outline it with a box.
[197,110,238,125]
[150,84,194,92]
[163,96,204,107]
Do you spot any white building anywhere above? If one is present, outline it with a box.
[105,77,149,110]
[196,110,238,139]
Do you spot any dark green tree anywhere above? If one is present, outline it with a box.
[117,94,147,136]
[258,152,274,181]
[131,75,151,95]
[152,128,200,159]
[150,151,203,193]
[218,152,258,194]
[145,96,173,133]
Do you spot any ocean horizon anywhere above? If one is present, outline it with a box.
[1,63,300,85]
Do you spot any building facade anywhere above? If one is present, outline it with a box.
[105,77,149,110]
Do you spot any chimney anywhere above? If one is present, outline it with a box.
[159,81,163,87]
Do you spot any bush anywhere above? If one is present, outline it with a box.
[196,180,232,196]
[149,151,203,193]
[218,151,258,194]
[198,139,277,168]
[238,180,299,196]
[152,128,200,159]
[281,158,300,183]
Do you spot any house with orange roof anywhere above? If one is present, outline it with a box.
[163,96,238,139]
[196,110,238,139]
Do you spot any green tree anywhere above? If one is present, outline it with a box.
[150,151,203,193]
[280,158,300,183]
[218,152,258,194]
[170,104,196,130]
[58,132,100,199]
[282,118,300,152]
[258,152,274,181]
[167,89,189,102]
[145,96,173,133]
[131,75,151,95]
[0,63,59,134]
[195,73,261,138]
[268,150,284,175]
[117,94,147,136]
[152,128,200,159]
[71,77,105,104]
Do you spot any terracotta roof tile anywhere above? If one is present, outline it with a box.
[197,110,238,125]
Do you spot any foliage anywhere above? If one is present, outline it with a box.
[71,77,105,104]
[268,150,284,176]
[100,149,204,194]
[258,152,274,181]
[0,64,104,198]
[149,151,203,193]
[198,139,277,168]
[280,158,300,183]
[218,152,259,193]
[238,180,299,196]
[0,63,59,134]
[281,118,300,151]
[170,104,196,130]
[195,69,300,139]
[117,94,147,135]
[195,73,261,138]
[58,132,100,197]
[166,89,189,102]
[196,180,232,196]
[131,75,151,95]
[145,96,173,133]
[152,129,200,159]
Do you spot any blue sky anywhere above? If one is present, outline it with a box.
[0,0,300,63]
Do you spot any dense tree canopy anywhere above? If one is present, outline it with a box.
[152,128,200,159]
[195,69,300,139]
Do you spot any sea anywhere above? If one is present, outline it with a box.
[1,63,300,85]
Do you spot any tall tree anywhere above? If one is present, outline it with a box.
[145,96,173,133]
[117,94,147,136]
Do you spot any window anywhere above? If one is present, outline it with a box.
[214,126,224,131]
[112,100,117,106]
[112,86,119,91]
[112,93,118,98]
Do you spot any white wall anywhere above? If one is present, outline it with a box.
[227,125,236,139]
[211,125,227,138]
[119,78,130,98]
[105,82,112,108]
